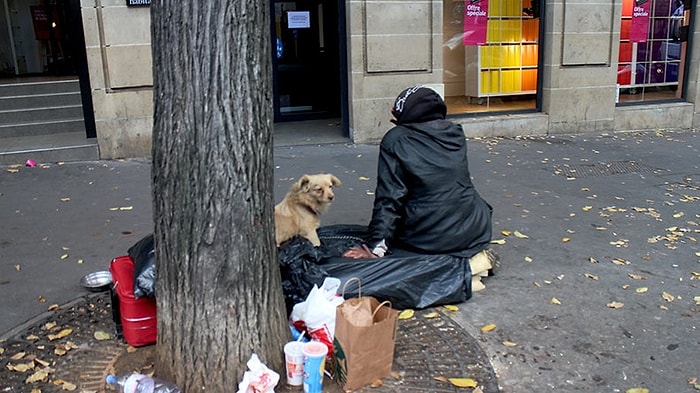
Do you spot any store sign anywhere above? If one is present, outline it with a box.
[126,0,151,6]
[463,0,489,46]
[629,1,651,43]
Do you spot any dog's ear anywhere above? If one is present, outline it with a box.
[298,175,311,192]
[330,175,342,187]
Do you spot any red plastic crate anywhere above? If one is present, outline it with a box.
[110,255,157,347]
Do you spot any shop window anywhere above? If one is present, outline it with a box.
[617,0,688,103]
[442,0,539,114]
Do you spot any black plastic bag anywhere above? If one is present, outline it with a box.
[279,225,472,312]
[128,234,156,299]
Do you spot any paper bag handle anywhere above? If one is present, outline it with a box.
[342,277,361,298]
[372,300,392,321]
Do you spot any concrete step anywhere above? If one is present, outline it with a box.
[0,118,87,138]
[0,132,99,165]
[0,105,85,126]
[0,91,82,111]
[0,79,80,96]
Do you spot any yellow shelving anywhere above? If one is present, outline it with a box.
[465,0,539,99]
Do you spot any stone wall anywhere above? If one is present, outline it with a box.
[79,0,700,158]
[81,0,153,159]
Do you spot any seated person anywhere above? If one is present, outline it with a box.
[343,86,494,287]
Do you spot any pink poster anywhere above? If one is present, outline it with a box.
[629,0,651,43]
[463,0,490,46]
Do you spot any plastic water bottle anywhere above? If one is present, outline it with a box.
[105,373,181,393]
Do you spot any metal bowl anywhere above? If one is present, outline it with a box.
[80,271,112,292]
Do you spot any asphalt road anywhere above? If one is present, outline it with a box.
[1,129,698,392]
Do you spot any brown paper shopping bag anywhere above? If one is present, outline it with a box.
[332,279,399,391]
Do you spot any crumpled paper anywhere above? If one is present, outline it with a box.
[237,353,280,393]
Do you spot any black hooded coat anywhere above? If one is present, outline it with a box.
[368,87,493,257]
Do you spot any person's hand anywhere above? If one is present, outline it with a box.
[342,244,378,259]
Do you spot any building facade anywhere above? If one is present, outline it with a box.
[75,0,698,159]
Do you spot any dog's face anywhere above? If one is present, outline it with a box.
[295,174,342,208]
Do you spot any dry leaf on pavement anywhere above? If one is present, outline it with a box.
[448,378,478,388]
[514,231,529,239]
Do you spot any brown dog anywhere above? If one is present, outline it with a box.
[275,173,342,247]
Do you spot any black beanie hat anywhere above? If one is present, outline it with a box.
[391,86,447,125]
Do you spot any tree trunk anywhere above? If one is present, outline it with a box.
[150,1,288,391]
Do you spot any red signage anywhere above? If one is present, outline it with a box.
[629,0,651,43]
[463,0,490,46]
[30,6,54,40]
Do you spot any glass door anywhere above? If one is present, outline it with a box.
[272,0,341,121]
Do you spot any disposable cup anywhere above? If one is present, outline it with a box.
[284,341,305,386]
[302,341,328,393]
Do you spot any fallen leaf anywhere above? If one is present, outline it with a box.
[60,254,69,260]
[443,305,459,311]
[434,376,449,382]
[358,176,370,181]
[94,331,111,341]
[694,296,700,305]
[398,309,415,320]
[423,312,439,319]
[550,297,561,305]
[584,273,599,280]
[10,351,26,360]
[501,230,512,236]
[514,231,529,239]
[390,371,402,380]
[589,257,599,263]
[673,212,684,218]
[25,370,50,383]
[607,301,624,309]
[626,388,649,393]
[480,324,496,333]
[628,273,647,280]
[582,206,593,211]
[34,358,50,367]
[15,264,21,271]
[502,341,518,347]
[524,256,533,263]
[612,258,630,265]
[9,362,34,372]
[60,198,70,202]
[119,206,133,211]
[562,237,571,243]
[662,292,675,302]
[448,378,478,388]
[490,238,506,245]
[48,328,72,341]
[636,287,648,294]
[48,304,59,311]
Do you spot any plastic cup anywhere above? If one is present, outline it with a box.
[284,341,305,386]
[302,341,328,393]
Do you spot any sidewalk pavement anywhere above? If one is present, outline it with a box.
[1,129,698,392]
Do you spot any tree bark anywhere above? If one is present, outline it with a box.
[150,1,288,390]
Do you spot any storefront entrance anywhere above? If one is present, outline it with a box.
[271,0,346,123]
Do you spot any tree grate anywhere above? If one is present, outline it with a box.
[553,160,658,178]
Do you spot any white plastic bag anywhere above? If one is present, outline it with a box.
[290,277,343,356]
[236,353,280,393]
